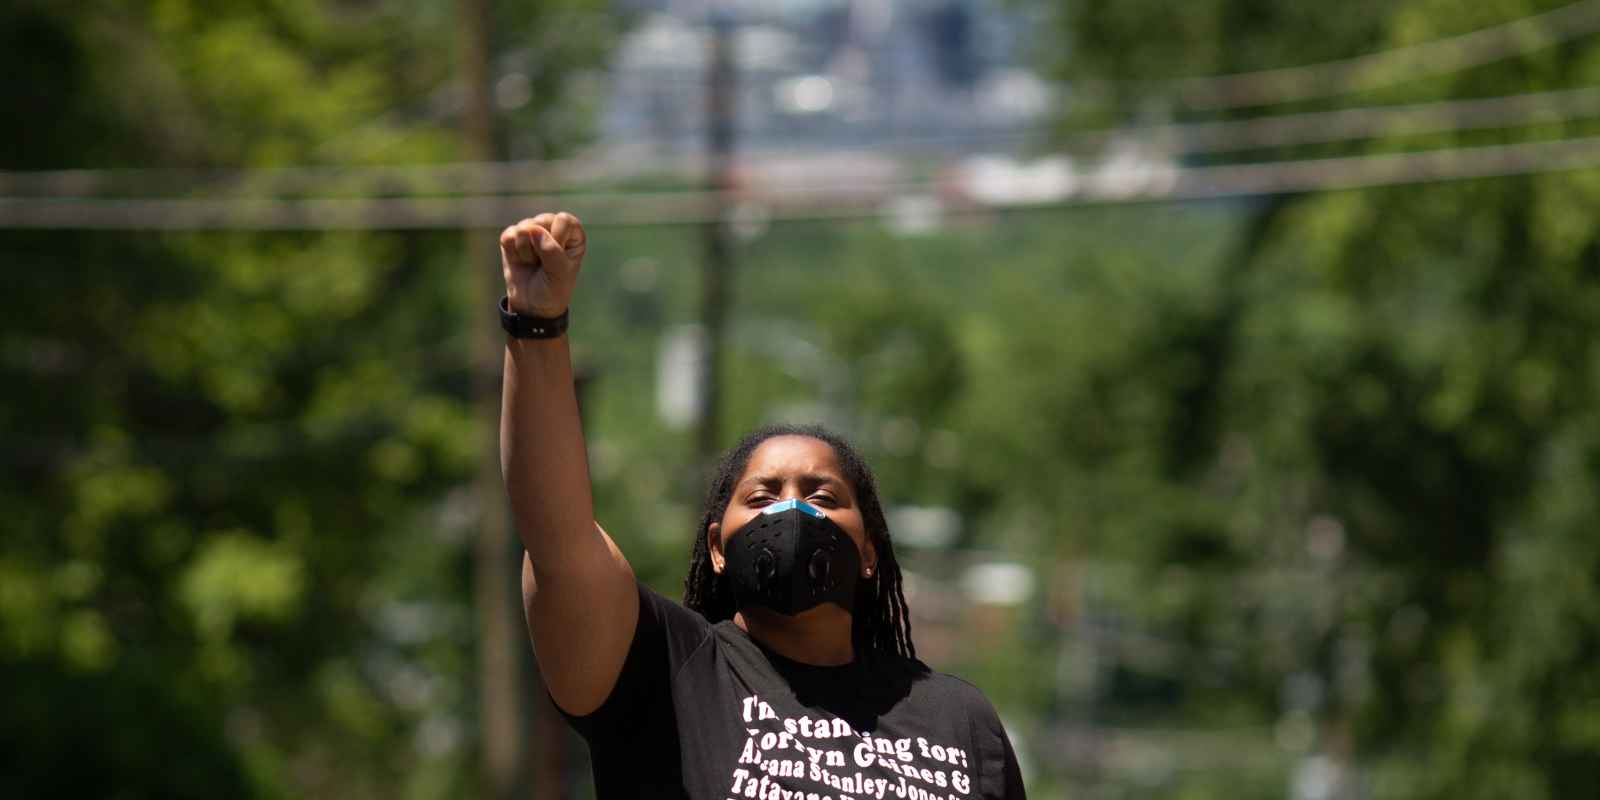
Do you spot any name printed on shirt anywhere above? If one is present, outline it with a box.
[729,693,976,800]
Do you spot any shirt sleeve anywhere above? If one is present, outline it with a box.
[971,690,1026,799]
[996,721,1026,799]
[556,579,712,740]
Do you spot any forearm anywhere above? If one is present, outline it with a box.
[499,334,598,576]
[494,212,640,713]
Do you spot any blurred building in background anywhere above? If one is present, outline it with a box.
[604,0,1052,157]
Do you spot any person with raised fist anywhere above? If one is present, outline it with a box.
[498,212,1025,799]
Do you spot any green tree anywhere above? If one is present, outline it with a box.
[0,1,614,796]
[993,0,1600,796]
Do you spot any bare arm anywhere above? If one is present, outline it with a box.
[498,212,638,716]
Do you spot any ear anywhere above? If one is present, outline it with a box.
[862,540,878,578]
[708,521,725,574]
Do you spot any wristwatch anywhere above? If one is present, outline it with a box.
[499,296,570,339]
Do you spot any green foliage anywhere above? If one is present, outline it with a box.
[992,0,1600,795]
[0,1,613,797]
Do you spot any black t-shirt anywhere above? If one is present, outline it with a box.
[562,581,1026,799]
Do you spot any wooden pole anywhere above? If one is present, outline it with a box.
[698,4,737,466]
[457,2,527,798]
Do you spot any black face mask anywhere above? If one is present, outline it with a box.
[723,499,862,616]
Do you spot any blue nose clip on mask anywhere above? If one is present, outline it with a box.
[723,499,863,616]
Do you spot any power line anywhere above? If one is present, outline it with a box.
[0,156,610,200]
[1118,0,1600,110]
[5,4,1588,204]
[1066,85,1600,155]
[5,134,1599,230]
[562,3,1600,111]
[1150,132,1600,198]
[7,83,1600,202]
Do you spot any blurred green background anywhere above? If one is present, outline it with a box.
[4,1,1600,798]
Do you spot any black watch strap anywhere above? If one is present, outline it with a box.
[499,296,570,339]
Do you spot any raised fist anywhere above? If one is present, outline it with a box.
[500,212,587,318]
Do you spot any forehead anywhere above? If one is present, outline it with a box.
[740,435,844,480]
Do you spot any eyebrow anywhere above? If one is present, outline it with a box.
[738,473,845,490]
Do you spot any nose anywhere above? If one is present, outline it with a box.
[784,490,823,515]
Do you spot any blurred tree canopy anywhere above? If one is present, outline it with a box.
[0,1,613,797]
[968,0,1600,796]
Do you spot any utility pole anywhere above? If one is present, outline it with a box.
[457,2,527,798]
[698,3,738,465]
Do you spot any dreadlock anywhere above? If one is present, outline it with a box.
[683,424,917,663]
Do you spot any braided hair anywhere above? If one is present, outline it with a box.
[683,424,917,662]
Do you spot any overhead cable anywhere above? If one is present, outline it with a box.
[7,83,1600,201]
[4,134,1599,230]
[1130,0,1600,110]
[1068,85,1600,154]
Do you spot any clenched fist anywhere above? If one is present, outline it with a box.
[500,212,587,318]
